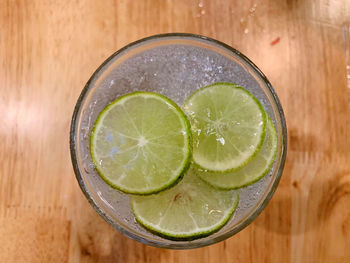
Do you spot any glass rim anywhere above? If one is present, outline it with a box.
[70,33,287,249]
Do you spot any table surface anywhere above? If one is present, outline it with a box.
[1,0,350,262]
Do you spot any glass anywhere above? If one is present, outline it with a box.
[70,33,287,249]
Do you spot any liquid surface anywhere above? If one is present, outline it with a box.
[79,43,277,244]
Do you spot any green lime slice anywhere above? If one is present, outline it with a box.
[184,82,266,172]
[131,167,239,240]
[90,92,191,195]
[196,117,277,189]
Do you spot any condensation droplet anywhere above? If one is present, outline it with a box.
[216,137,225,145]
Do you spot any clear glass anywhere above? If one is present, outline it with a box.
[70,33,287,249]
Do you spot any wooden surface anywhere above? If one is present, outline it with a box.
[1,0,350,262]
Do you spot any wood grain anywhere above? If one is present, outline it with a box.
[1,0,349,262]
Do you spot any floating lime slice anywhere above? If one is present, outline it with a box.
[90,92,191,195]
[184,83,266,172]
[197,117,277,189]
[131,167,239,240]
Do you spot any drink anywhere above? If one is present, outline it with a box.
[70,34,287,248]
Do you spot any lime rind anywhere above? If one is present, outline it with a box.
[130,170,239,241]
[196,116,277,190]
[90,91,192,195]
[184,82,266,173]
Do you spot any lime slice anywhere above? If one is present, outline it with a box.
[131,167,239,240]
[90,92,191,195]
[196,117,277,189]
[184,82,266,172]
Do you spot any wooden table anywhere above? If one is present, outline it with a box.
[1,0,349,262]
